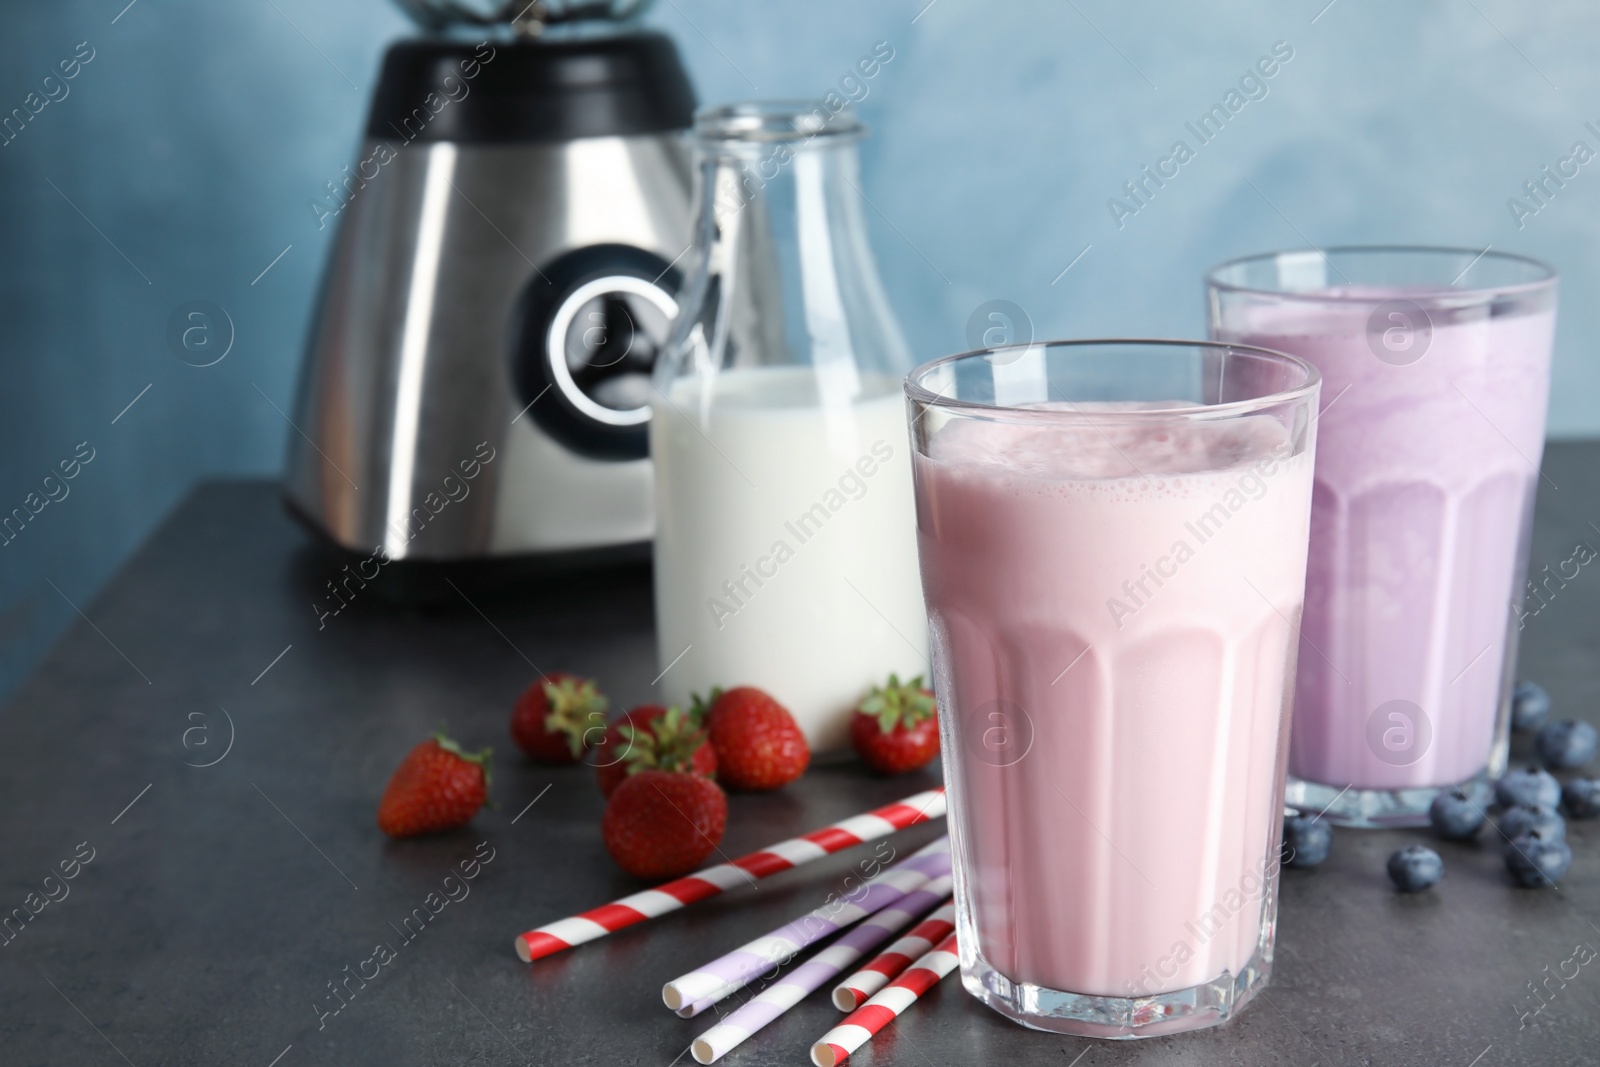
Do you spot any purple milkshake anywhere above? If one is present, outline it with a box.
[1209,248,1558,826]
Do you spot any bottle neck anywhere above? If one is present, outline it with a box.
[665,135,909,393]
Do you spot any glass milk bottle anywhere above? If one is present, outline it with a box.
[651,102,926,752]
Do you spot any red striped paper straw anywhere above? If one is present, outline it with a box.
[514,788,946,962]
[831,900,955,1010]
[810,932,960,1067]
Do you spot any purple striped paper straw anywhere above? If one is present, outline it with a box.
[672,851,952,1020]
[688,874,953,1064]
[661,837,951,1017]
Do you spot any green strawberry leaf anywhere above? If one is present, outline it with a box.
[859,673,937,734]
[618,706,711,778]
[542,677,610,759]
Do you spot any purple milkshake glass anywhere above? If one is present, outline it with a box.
[1207,247,1558,827]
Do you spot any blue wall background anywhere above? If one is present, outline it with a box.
[1,0,1595,702]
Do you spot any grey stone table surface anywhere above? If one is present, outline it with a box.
[3,448,1599,1067]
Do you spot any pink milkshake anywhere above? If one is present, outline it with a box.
[1210,249,1558,825]
[907,341,1319,1038]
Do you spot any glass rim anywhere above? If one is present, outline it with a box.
[693,100,865,149]
[903,338,1322,420]
[1205,244,1558,304]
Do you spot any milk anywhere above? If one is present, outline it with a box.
[915,410,1313,1001]
[651,365,928,751]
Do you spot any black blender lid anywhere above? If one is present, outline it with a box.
[366,31,695,144]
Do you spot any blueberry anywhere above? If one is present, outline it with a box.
[1511,681,1551,733]
[1386,844,1443,892]
[1428,788,1486,840]
[1563,777,1600,819]
[1498,804,1566,845]
[1495,766,1562,810]
[1282,814,1332,868]
[1535,719,1598,770]
[1505,831,1572,888]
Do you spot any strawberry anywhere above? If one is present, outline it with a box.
[510,672,608,764]
[594,704,717,797]
[377,733,491,838]
[702,686,809,791]
[850,673,940,775]
[601,769,728,879]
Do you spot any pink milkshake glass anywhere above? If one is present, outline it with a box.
[1208,248,1558,827]
[907,340,1320,1038]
